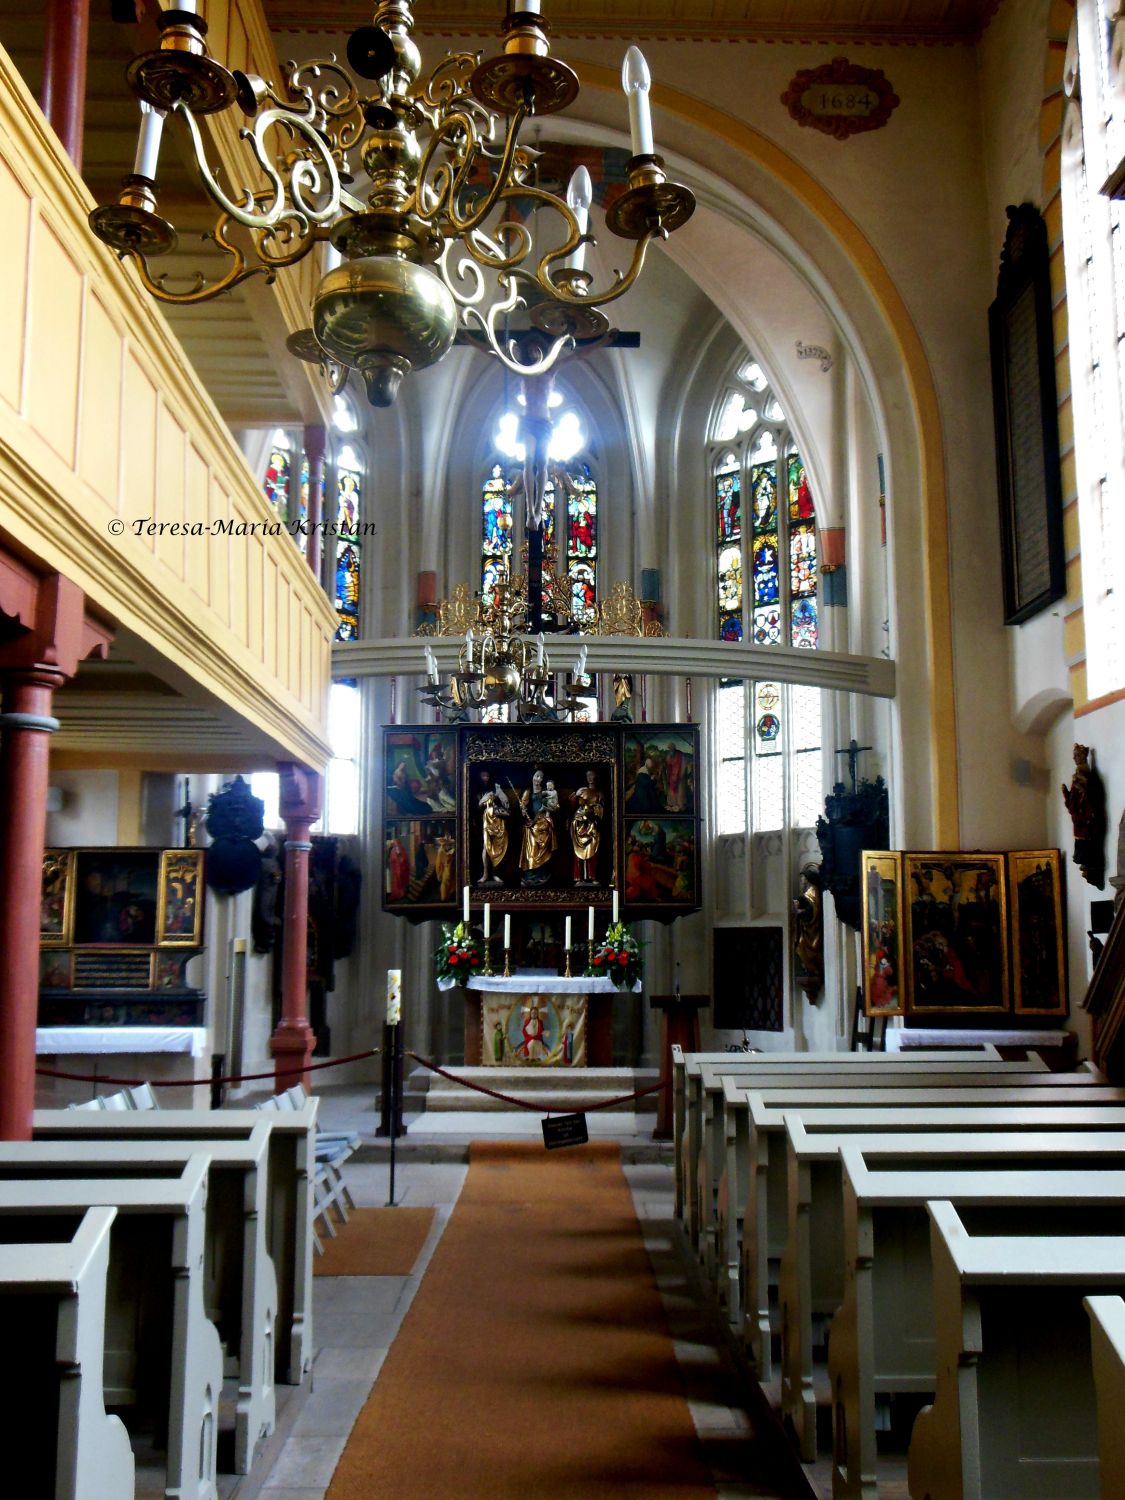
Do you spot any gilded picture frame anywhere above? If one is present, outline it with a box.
[903,852,1009,1012]
[1008,848,1067,1016]
[40,849,75,945]
[157,849,205,947]
[861,851,906,1017]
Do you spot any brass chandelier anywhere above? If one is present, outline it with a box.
[90,2,696,407]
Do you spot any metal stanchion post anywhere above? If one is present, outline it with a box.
[385,969,402,1207]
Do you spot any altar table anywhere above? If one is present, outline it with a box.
[453,972,637,1068]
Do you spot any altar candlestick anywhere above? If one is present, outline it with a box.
[386,969,401,1026]
[565,915,572,951]
[612,888,620,925]
[504,913,511,949]
[588,904,594,941]
[463,885,470,924]
[484,903,491,939]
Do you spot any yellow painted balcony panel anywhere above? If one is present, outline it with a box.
[0,43,334,772]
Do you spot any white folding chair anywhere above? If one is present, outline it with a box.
[99,1092,133,1111]
[125,1083,158,1110]
[66,1097,105,1111]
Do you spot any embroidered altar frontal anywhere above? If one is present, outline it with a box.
[481,992,587,1067]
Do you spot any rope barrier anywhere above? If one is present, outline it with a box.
[34,1046,381,1091]
[408,1052,669,1114]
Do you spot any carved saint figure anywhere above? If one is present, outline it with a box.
[1061,742,1107,889]
[611,673,634,723]
[570,768,605,885]
[477,770,510,885]
[791,863,825,1001]
[434,833,456,903]
[518,768,558,886]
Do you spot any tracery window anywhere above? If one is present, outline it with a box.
[482,404,598,629]
[710,358,822,835]
[1060,0,1125,698]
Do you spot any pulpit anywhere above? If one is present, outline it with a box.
[650,993,709,1139]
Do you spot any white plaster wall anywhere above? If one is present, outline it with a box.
[45,769,118,846]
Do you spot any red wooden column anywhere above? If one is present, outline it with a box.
[270,762,323,1092]
[303,424,327,575]
[0,568,111,1140]
[41,0,91,169]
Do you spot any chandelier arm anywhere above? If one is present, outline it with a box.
[412,100,530,238]
[545,230,660,308]
[118,220,273,306]
[416,52,480,112]
[284,57,365,151]
[172,99,343,233]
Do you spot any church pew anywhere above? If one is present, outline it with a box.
[699,1057,1060,1306]
[0,1158,222,1500]
[823,1153,1125,1491]
[779,1123,1125,1468]
[34,1102,316,1383]
[671,1045,1007,1223]
[0,1131,277,1475]
[676,1047,1036,1251]
[733,1092,1125,1383]
[1084,1296,1125,1499]
[908,1202,1125,1500]
[0,1205,134,1500]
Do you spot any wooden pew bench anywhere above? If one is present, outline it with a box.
[0,1131,277,1475]
[1085,1295,1125,1498]
[701,1058,1060,1318]
[779,1122,1125,1467]
[734,1092,1125,1384]
[824,1152,1125,1495]
[34,1102,316,1384]
[0,1158,222,1500]
[908,1202,1125,1500]
[0,1206,133,1500]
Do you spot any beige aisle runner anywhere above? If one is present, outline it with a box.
[313,1206,435,1278]
[326,1141,718,1499]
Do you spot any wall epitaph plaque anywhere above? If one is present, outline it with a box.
[989,203,1065,624]
[781,57,899,139]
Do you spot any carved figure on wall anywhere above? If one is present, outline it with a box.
[205,774,266,896]
[570,768,604,885]
[1061,742,1107,889]
[611,673,634,722]
[516,768,558,886]
[1112,810,1125,910]
[792,863,825,1001]
[435,834,457,904]
[478,772,510,886]
[251,833,284,954]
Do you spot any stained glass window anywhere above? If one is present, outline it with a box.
[263,429,291,519]
[481,464,513,608]
[334,461,363,642]
[708,352,823,840]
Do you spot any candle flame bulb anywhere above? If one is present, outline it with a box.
[622,46,655,157]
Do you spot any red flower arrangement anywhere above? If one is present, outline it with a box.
[590,921,642,990]
[435,922,483,987]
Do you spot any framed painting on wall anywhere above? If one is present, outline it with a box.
[1008,848,1067,1016]
[157,850,205,946]
[622,727,695,814]
[40,849,74,944]
[903,853,1009,1012]
[861,851,906,1016]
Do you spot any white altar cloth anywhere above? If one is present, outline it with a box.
[36,1026,209,1057]
[439,969,639,994]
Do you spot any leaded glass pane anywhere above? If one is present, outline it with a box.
[718,544,743,613]
[752,534,779,605]
[720,614,744,642]
[717,758,748,835]
[325,757,359,837]
[482,556,509,610]
[567,479,597,559]
[751,463,777,532]
[790,524,817,597]
[739,360,768,390]
[716,468,742,543]
[718,680,746,759]
[263,443,290,517]
[793,750,822,827]
[751,605,781,646]
[482,466,512,556]
[790,684,821,750]
[717,680,747,837]
[753,753,784,832]
[334,542,360,640]
[788,454,815,520]
[296,455,309,534]
[754,682,782,752]
[715,390,757,441]
[542,480,557,554]
[336,469,361,534]
[791,597,818,649]
[569,561,596,623]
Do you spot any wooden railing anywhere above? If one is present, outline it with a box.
[0,41,335,770]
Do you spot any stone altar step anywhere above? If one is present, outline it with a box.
[416,1065,660,1114]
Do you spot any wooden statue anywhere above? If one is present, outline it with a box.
[569,768,604,885]
[792,863,825,1001]
[1061,742,1107,888]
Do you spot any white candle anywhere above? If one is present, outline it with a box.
[466,629,474,669]
[504,913,511,949]
[575,643,588,680]
[612,888,620,925]
[622,47,654,157]
[588,904,594,941]
[133,101,166,181]
[463,885,470,924]
[565,915,572,951]
[536,630,545,666]
[484,903,491,939]
[424,645,438,684]
[564,166,592,274]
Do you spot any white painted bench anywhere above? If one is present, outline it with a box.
[1085,1296,1125,1499]
[778,1123,1125,1466]
[671,1046,1006,1226]
[734,1092,1125,1383]
[0,1130,277,1474]
[0,1206,133,1500]
[0,1157,222,1500]
[825,1154,1125,1494]
[908,1202,1125,1500]
[701,1059,1060,1312]
[34,1102,316,1383]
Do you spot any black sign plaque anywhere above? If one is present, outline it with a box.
[542,1112,589,1150]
